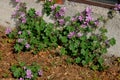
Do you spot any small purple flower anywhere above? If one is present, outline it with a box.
[19,77,24,80]
[105,40,109,45]
[58,7,66,16]
[26,69,32,75]
[77,32,83,37]
[15,5,20,11]
[38,70,43,76]
[17,38,24,43]
[51,4,56,10]
[58,19,65,25]
[94,20,99,26]
[12,11,17,17]
[20,12,25,18]
[26,69,33,79]
[55,13,60,18]
[18,31,22,34]
[78,16,83,21]
[71,17,77,22]
[25,43,30,49]
[15,0,21,3]
[5,27,12,34]
[61,7,66,12]
[81,22,88,28]
[85,7,92,16]
[114,3,120,11]
[21,17,26,23]
[67,31,75,39]
[85,15,93,22]
[35,11,42,16]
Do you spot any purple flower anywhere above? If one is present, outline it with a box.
[85,15,93,22]
[58,19,65,25]
[51,4,56,10]
[85,7,92,16]
[114,3,120,11]
[20,12,25,18]
[78,16,83,21]
[61,7,66,12]
[55,13,60,18]
[77,32,83,37]
[18,31,22,34]
[17,38,24,43]
[26,69,33,79]
[25,43,30,49]
[58,7,66,16]
[21,17,26,23]
[15,5,20,11]
[67,31,75,39]
[5,27,12,34]
[35,11,42,16]
[15,0,21,3]
[94,20,99,26]
[105,40,109,45]
[71,17,77,22]
[12,11,17,17]
[19,77,24,80]
[81,22,88,28]
[38,70,43,76]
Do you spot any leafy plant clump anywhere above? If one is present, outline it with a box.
[6,0,116,70]
[10,62,42,80]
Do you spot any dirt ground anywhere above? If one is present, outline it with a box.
[0,26,120,80]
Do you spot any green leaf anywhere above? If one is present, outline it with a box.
[98,57,104,66]
[75,57,81,63]
[60,36,68,43]
[28,8,35,17]
[109,38,116,46]
[65,26,75,32]
[82,60,87,66]
[80,41,86,49]
[69,42,75,51]
[81,49,86,56]
[101,48,107,53]
[14,44,23,52]
[90,65,98,71]
[13,68,22,78]
[80,36,87,41]
[99,27,108,33]
[60,47,67,55]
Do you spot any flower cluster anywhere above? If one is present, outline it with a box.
[25,69,33,79]
[50,5,66,25]
[5,27,12,34]
[114,3,120,11]
[67,31,83,39]
[67,7,100,39]
[12,2,27,23]
[18,68,43,80]
[8,0,116,71]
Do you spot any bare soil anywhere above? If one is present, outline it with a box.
[0,26,120,80]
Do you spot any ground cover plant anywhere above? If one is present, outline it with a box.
[6,0,116,72]
[0,0,120,80]
[10,62,42,80]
